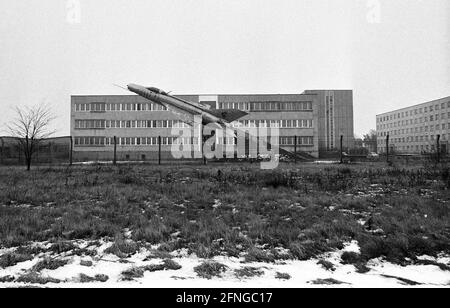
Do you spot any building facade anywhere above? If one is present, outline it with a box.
[70,90,354,161]
[376,96,450,154]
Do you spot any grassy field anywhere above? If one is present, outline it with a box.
[0,160,449,285]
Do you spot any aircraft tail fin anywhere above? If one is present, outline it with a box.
[208,109,248,123]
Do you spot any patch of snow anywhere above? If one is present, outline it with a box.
[314,161,340,164]
[342,241,361,254]
[212,199,222,209]
[357,219,366,226]
[1,240,449,288]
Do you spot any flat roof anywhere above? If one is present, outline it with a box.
[70,89,353,97]
[376,95,450,117]
[70,93,318,97]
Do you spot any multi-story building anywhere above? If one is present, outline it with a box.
[376,96,450,154]
[70,90,354,161]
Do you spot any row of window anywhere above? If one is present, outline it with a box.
[231,119,313,128]
[379,144,441,152]
[280,136,314,146]
[75,120,191,130]
[377,113,450,130]
[377,134,449,144]
[74,119,315,130]
[378,123,450,137]
[74,137,199,146]
[377,101,450,123]
[218,101,313,112]
[74,101,314,113]
[74,103,168,112]
[74,136,315,147]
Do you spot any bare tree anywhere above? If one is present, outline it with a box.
[8,103,56,171]
[363,129,378,153]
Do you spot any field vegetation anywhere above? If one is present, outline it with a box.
[0,161,449,282]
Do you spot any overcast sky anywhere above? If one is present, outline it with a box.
[0,0,449,137]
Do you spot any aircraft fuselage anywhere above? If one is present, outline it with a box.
[127,84,225,125]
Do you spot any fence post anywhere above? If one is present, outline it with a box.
[113,136,117,165]
[203,134,207,165]
[386,134,390,163]
[158,136,162,165]
[49,142,53,164]
[36,141,39,164]
[69,136,73,166]
[340,135,344,164]
[202,126,207,165]
[294,136,298,163]
[437,134,441,163]
[234,130,238,160]
[18,140,21,164]
[0,137,3,165]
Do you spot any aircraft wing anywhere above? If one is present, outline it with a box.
[218,125,313,161]
[208,109,248,123]
[168,95,211,110]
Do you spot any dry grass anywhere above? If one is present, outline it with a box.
[32,258,69,272]
[194,261,228,279]
[78,273,109,283]
[234,267,264,279]
[120,259,182,281]
[16,273,61,285]
[0,162,448,267]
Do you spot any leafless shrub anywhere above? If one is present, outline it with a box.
[7,103,56,171]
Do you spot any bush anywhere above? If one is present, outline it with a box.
[0,252,33,268]
[121,267,145,281]
[194,261,228,279]
[32,258,68,272]
[341,251,362,265]
[120,259,182,281]
[359,236,409,263]
[78,273,109,283]
[234,267,264,278]
[144,259,182,272]
[0,275,15,283]
[50,241,77,254]
[16,273,61,285]
[244,247,275,263]
[104,236,139,258]
[275,272,291,280]
[133,218,170,244]
[289,240,329,260]
[317,260,335,271]
[309,278,348,285]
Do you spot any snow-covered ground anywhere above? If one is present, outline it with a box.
[0,241,449,288]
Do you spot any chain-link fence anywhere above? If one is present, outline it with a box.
[0,136,72,166]
[1,133,446,166]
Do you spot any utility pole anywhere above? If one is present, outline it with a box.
[386,134,390,163]
[340,135,344,164]
[234,130,238,160]
[158,136,162,165]
[69,136,73,166]
[49,141,53,164]
[294,136,298,163]
[0,137,4,165]
[437,134,441,163]
[201,123,207,166]
[113,136,117,165]
[203,134,207,165]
